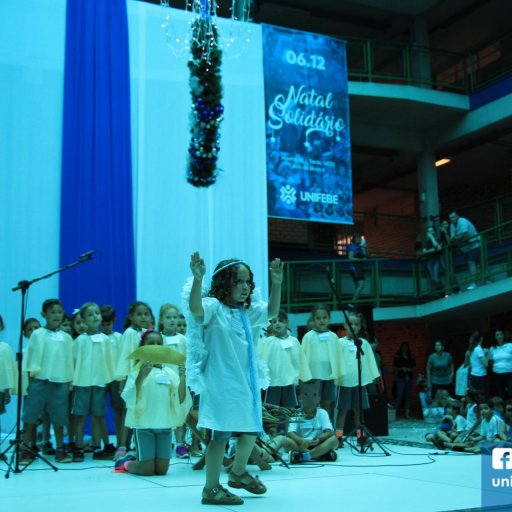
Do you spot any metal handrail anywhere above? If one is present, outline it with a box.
[340,31,512,94]
[280,219,512,313]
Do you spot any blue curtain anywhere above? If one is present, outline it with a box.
[59,0,135,326]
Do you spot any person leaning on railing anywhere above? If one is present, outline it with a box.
[448,211,481,291]
[419,225,443,297]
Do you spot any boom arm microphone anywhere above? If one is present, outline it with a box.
[325,265,335,285]
[78,250,95,261]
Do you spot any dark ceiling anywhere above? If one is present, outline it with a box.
[147,1,512,214]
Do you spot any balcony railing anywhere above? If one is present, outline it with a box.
[280,219,512,313]
[343,31,512,94]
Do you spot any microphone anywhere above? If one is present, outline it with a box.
[78,250,95,261]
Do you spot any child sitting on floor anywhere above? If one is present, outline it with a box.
[425,399,466,449]
[445,399,506,453]
[287,383,338,462]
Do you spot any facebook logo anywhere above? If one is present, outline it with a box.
[492,448,512,470]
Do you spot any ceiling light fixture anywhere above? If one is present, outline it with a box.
[435,158,451,167]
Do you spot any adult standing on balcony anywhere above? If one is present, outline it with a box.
[439,219,460,294]
[419,224,443,296]
[347,233,367,303]
[448,211,481,291]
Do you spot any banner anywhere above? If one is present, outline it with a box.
[263,24,352,224]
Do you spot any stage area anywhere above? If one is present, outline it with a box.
[1,422,497,512]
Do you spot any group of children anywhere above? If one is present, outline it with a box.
[425,388,512,453]
[259,304,380,449]
[0,299,190,468]
[0,252,380,506]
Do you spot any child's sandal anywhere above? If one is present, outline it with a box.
[201,486,244,505]
[228,470,267,495]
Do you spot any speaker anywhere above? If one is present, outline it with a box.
[342,391,388,436]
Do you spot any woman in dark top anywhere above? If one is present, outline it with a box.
[393,342,416,419]
[426,340,454,397]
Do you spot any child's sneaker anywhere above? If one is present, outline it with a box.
[93,448,114,460]
[41,441,56,455]
[176,444,189,458]
[318,449,338,462]
[290,451,311,463]
[114,446,127,461]
[19,449,36,466]
[55,448,73,463]
[113,454,136,473]
[289,451,302,464]
[104,443,117,456]
[66,441,77,452]
[72,448,85,462]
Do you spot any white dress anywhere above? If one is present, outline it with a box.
[189,297,268,432]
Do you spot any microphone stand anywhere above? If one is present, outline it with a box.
[2,251,95,477]
[324,267,390,456]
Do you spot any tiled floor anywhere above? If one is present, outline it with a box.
[1,420,502,512]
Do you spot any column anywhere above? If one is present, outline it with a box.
[417,151,440,226]
[410,16,431,88]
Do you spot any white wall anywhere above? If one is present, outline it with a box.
[0,0,269,432]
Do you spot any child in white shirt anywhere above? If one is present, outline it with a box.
[0,315,17,418]
[72,302,115,462]
[114,301,153,459]
[259,309,311,408]
[287,382,338,462]
[117,330,190,475]
[335,312,379,444]
[301,304,344,417]
[22,299,74,464]
[158,303,190,458]
[100,305,123,451]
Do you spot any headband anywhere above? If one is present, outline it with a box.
[212,260,245,277]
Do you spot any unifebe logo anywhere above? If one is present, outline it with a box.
[482,447,512,507]
[280,185,297,205]
[492,448,512,470]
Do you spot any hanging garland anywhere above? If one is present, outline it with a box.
[186,18,224,187]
